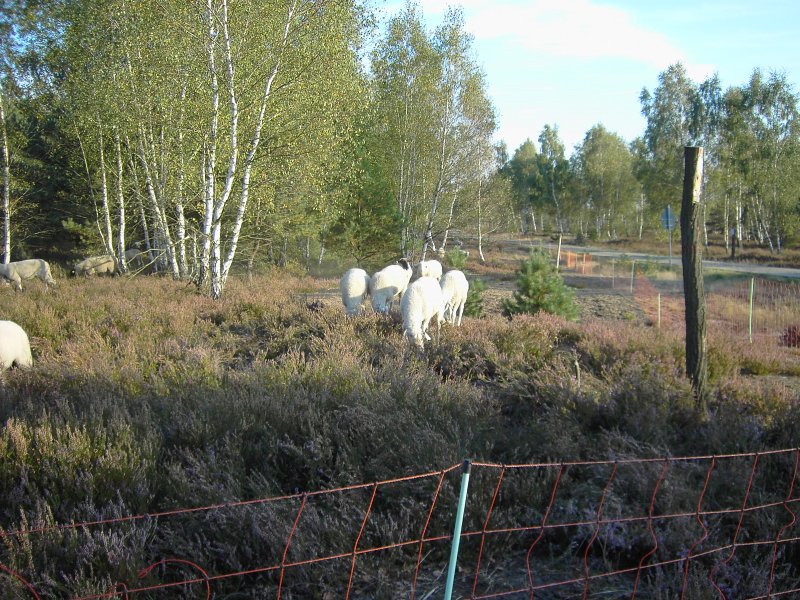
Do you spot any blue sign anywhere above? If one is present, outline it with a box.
[661,205,676,231]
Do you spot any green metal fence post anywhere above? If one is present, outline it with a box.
[749,277,755,344]
[444,460,472,600]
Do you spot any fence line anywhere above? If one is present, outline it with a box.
[552,247,800,351]
[2,449,800,598]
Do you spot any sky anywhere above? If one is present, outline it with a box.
[377,0,800,157]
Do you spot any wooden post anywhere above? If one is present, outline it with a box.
[556,234,562,271]
[681,146,709,409]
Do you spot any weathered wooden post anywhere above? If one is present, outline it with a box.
[680,146,709,409]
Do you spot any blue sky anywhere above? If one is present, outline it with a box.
[378,0,800,157]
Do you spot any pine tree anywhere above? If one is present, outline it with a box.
[501,249,578,320]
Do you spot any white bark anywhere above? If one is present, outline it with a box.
[97,124,115,256]
[0,88,10,264]
[175,79,189,278]
[198,0,220,289]
[220,0,295,285]
[114,130,127,271]
[136,126,180,277]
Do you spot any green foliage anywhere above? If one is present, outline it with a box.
[444,246,468,269]
[326,150,403,267]
[501,249,579,320]
[463,276,485,317]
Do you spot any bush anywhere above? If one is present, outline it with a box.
[464,277,486,318]
[501,249,579,320]
[444,247,468,269]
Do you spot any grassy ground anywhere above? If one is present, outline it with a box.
[0,262,798,597]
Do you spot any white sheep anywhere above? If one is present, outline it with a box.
[0,320,32,369]
[413,259,443,281]
[339,268,371,316]
[401,276,445,350]
[72,254,119,277]
[369,258,413,314]
[439,269,469,326]
[0,259,57,291]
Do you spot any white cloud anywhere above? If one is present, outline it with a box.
[466,0,686,70]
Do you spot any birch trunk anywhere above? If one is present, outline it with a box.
[216,0,298,297]
[136,127,180,277]
[477,175,485,263]
[175,80,189,278]
[421,96,450,260]
[114,130,127,271]
[127,142,153,265]
[440,191,457,251]
[0,88,10,264]
[198,0,220,290]
[97,125,115,255]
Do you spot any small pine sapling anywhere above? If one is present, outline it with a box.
[501,249,579,320]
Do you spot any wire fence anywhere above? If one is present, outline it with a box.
[2,449,800,599]
[554,249,800,354]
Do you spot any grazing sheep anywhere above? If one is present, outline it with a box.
[0,259,57,291]
[413,259,443,281]
[369,258,413,314]
[339,268,371,316]
[0,320,32,369]
[401,276,445,350]
[439,269,469,326]
[72,255,119,277]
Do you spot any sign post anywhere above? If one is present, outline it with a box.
[661,205,676,266]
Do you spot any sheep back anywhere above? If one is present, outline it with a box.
[73,255,119,277]
[414,259,443,281]
[369,260,413,314]
[401,277,444,349]
[339,268,371,316]
[439,269,469,325]
[0,320,32,369]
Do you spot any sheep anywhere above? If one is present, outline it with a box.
[71,254,119,277]
[439,269,469,326]
[339,268,371,316]
[401,276,445,350]
[122,248,148,271]
[369,258,413,314]
[413,259,443,281]
[0,259,57,291]
[0,320,32,369]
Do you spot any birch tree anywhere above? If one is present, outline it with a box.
[371,4,495,260]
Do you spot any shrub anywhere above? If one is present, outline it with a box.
[444,247,469,269]
[464,277,486,318]
[501,249,579,320]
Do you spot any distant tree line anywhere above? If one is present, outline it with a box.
[504,64,800,253]
[0,1,797,298]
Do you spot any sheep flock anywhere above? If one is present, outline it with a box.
[338,257,469,350]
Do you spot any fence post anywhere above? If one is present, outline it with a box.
[612,259,615,289]
[749,277,755,344]
[556,235,562,271]
[444,460,472,600]
[680,146,709,409]
[658,293,661,330]
[630,260,635,294]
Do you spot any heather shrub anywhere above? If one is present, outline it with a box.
[0,268,798,596]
